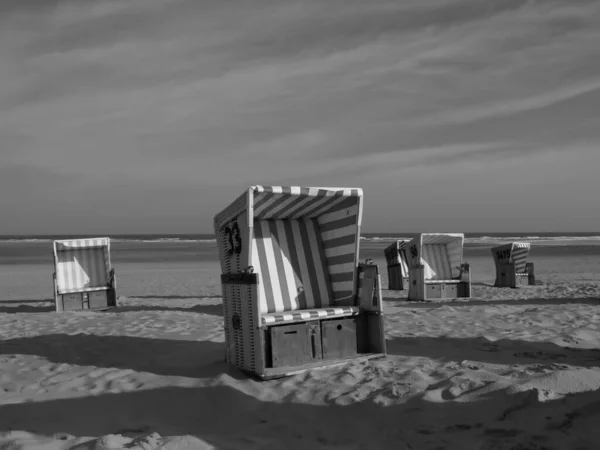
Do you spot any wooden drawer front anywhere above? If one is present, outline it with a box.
[425,284,442,299]
[321,317,358,360]
[62,293,84,311]
[270,322,322,368]
[89,291,108,309]
[441,284,457,298]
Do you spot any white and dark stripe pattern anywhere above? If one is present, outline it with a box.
[318,203,359,301]
[422,244,453,280]
[252,186,361,220]
[384,240,408,277]
[261,306,359,325]
[252,219,334,314]
[54,238,111,294]
[492,242,530,274]
[408,233,464,281]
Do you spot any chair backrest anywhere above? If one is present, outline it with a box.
[384,240,409,277]
[491,242,530,273]
[421,244,453,280]
[408,233,464,281]
[53,238,111,294]
[253,219,333,314]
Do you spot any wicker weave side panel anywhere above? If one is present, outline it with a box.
[223,281,259,374]
[215,211,249,275]
[214,191,248,230]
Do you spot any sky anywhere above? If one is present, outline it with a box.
[1,0,599,234]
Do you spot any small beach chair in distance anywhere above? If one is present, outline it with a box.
[52,238,117,312]
[384,240,409,290]
[214,186,386,380]
[491,242,535,288]
[407,233,471,302]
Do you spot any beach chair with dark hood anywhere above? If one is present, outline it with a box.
[384,240,409,290]
[214,186,387,380]
[52,238,117,312]
[491,242,535,288]
[407,233,471,301]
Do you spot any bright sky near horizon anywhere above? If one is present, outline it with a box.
[1,0,599,234]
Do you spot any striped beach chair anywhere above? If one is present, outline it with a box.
[491,242,535,288]
[384,240,409,290]
[407,233,471,301]
[52,238,117,312]
[214,186,386,380]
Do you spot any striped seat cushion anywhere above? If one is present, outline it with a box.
[261,306,360,325]
[253,219,334,314]
[422,244,453,280]
[55,247,110,294]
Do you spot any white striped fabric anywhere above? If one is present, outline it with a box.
[492,242,530,274]
[408,233,464,280]
[261,306,359,325]
[422,244,452,280]
[252,186,362,220]
[54,238,111,294]
[252,219,333,314]
[384,240,408,277]
[318,203,359,301]
[511,243,530,274]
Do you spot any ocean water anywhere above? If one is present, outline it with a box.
[1,233,600,266]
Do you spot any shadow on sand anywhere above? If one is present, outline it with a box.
[106,304,223,316]
[385,335,600,368]
[383,296,600,309]
[0,299,55,313]
[1,374,599,449]
[125,295,222,300]
[0,334,227,378]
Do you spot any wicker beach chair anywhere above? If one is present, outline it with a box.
[491,242,535,288]
[384,240,409,290]
[52,238,117,312]
[214,186,387,380]
[407,233,471,301]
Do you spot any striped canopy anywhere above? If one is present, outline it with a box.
[408,233,464,280]
[53,238,112,294]
[215,186,364,315]
[491,242,531,273]
[251,186,362,220]
[384,240,409,277]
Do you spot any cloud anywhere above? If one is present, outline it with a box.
[0,0,599,232]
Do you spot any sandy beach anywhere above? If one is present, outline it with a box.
[0,239,599,449]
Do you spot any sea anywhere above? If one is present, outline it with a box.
[1,233,600,265]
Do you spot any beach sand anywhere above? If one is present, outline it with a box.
[1,241,600,449]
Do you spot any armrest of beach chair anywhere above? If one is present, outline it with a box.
[357,260,383,313]
[458,263,471,283]
[525,262,535,285]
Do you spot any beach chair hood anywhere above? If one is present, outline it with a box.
[491,242,531,274]
[53,238,112,293]
[408,233,464,280]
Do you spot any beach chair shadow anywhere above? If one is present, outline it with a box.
[129,295,223,300]
[0,334,228,378]
[385,335,600,368]
[0,298,55,313]
[382,296,599,309]
[105,304,223,316]
[2,380,600,448]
